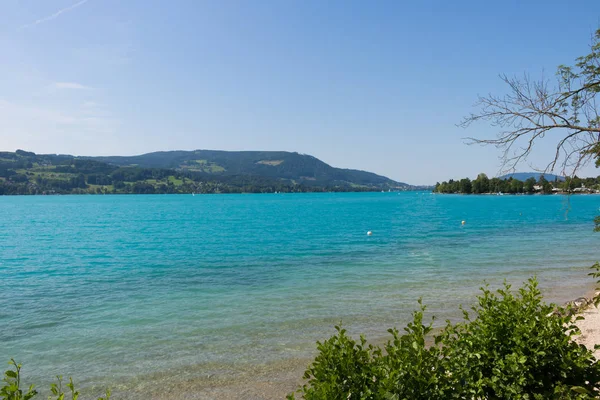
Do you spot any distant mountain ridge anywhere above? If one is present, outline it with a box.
[0,149,419,195]
[498,172,566,182]
[86,149,407,188]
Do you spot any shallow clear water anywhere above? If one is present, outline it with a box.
[1,192,599,396]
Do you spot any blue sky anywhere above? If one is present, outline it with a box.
[1,0,599,184]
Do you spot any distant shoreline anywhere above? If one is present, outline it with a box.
[0,189,434,196]
[3,190,600,197]
[434,173,600,195]
[432,192,600,196]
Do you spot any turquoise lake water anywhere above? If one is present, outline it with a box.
[1,192,600,397]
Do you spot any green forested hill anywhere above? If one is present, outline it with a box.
[0,149,414,195]
[87,150,401,187]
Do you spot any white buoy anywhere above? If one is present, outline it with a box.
[461,220,466,225]
[367,231,373,236]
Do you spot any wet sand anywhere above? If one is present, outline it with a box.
[105,287,600,400]
[107,358,309,400]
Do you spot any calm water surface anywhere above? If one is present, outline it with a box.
[1,193,599,397]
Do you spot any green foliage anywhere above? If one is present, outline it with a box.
[588,262,600,307]
[471,173,490,194]
[458,177,472,193]
[0,360,110,400]
[510,177,524,193]
[378,300,443,399]
[524,177,537,194]
[1,360,36,400]
[290,325,382,399]
[434,173,600,194]
[538,175,553,194]
[291,278,600,399]
[438,280,599,399]
[49,376,81,400]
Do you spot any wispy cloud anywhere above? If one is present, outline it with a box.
[0,98,119,135]
[53,82,93,90]
[20,0,91,29]
[0,98,121,154]
[0,99,78,125]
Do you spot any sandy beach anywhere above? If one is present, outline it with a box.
[576,299,600,359]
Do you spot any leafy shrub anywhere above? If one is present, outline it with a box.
[590,262,600,306]
[290,278,600,399]
[297,326,382,399]
[1,359,110,400]
[437,281,600,399]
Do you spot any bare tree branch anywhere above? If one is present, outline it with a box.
[459,30,600,178]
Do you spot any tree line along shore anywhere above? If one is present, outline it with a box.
[434,173,600,195]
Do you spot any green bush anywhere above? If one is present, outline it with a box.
[1,359,110,400]
[290,278,600,399]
